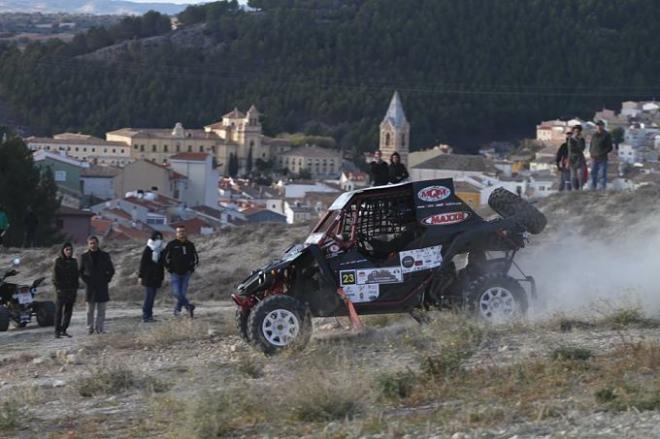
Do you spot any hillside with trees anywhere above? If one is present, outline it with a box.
[0,0,659,154]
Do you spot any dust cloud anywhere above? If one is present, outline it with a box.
[518,212,660,319]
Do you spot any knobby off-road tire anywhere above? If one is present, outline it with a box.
[35,301,56,327]
[247,295,312,355]
[488,188,547,235]
[235,308,250,342]
[0,306,10,331]
[465,273,528,323]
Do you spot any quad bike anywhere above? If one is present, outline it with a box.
[0,258,53,331]
[232,178,547,354]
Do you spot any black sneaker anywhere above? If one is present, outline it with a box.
[62,331,72,338]
[88,328,94,335]
[55,331,61,339]
[187,304,195,319]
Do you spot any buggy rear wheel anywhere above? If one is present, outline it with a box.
[35,301,56,327]
[465,273,528,323]
[247,295,312,355]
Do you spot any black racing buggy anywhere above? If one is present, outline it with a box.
[232,179,546,354]
[0,258,53,331]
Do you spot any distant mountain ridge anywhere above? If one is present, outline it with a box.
[0,0,189,15]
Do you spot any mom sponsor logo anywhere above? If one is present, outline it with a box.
[421,211,469,226]
[417,185,451,203]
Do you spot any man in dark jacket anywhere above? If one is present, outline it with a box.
[590,120,613,190]
[79,236,114,334]
[164,226,198,317]
[555,131,571,191]
[138,231,165,323]
[388,152,409,184]
[566,125,586,190]
[52,242,79,338]
[369,150,390,186]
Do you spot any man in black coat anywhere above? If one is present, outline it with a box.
[164,226,198,317]
[369,150,390,186]
[79,236,114,334]
[52,242,79,338]
[138,231,165,322]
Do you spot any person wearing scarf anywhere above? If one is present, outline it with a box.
[138,231,165,322]
[52,242,79,338]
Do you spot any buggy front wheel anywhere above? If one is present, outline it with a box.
[247,295,312,355]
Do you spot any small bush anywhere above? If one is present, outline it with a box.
[595,388,617,404]
[289,372,364,422]
[237,355,265,378]
[551,346,593,361]
[78,366,136,397]
[421,350,468,379]
[0,401,20,431]
[376,370,417,400]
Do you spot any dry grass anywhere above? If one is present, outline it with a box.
[77,364,168,397]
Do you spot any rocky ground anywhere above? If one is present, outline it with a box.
[0,190,658,437]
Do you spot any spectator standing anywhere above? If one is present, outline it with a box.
[555,131,571,191]
[23,207,38,248]
[164,226,198,318]
[138,231,165,323]
[590,120,613,190]
[369,150,390,186]
[567,125,586,190]
[79,236,115,334]
[52,242,79,338]
[0,205,9,247]
[388,152,409,184]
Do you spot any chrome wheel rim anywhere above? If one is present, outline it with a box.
[262,309,300,346]
[479,287,517,321]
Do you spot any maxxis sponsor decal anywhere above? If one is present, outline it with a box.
[417,185,451,203]
[421,211,469,226]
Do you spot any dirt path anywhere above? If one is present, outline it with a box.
[0,301,234,361]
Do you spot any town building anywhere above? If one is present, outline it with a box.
[408,145,452,168]
[106,106,293,176]
[410,154,497,181]
[55,206,94,244]
[168,152,219,208]
[379,91,410,165]
[113,159,188,201]
[33,150,89,208]
[81,165,121,201]
[277,145,341,178]
[26,133,131,167]
[339,171,369,191]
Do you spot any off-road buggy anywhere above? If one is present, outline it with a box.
[232,179,546,354]
[0,258,53,331]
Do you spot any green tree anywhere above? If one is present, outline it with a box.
[0,135,61,247]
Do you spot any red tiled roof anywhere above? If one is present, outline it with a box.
[56,206,95,217]
[105,208,131,219]
[91,217,113,235]
[169,152,210,162]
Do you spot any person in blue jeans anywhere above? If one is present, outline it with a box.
[163,226,199,317]
[589,120,613,190]
[138,231,165,322]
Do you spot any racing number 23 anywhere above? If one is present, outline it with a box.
[341,271,356,285]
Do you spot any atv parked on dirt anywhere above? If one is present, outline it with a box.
[0,258,54,331]
[232,179,546,354]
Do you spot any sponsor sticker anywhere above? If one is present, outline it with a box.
[421,211,469,226]
[342,284,379,303]
[341,267,403,285]
[399,245,443,273]
[417,185,451,203]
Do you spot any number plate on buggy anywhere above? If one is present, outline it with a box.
[17,292,33,305]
